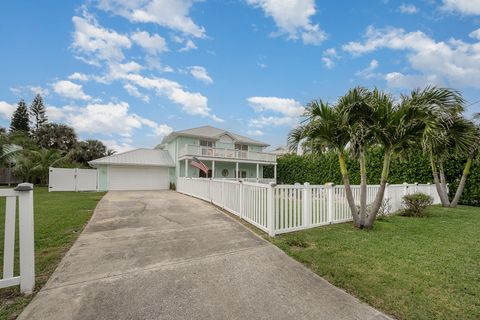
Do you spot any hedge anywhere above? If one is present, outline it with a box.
[264,148,480,206]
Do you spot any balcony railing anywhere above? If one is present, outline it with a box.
[179,145,277,162]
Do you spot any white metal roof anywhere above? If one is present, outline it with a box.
[89,148,175,167]
[160,125,269,147]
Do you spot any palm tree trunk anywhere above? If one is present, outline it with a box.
[430,155,450,207]
[450,158,472,207]
[439,162,450,206]
[359,150,367,228]
[338,152,359,226]
[365,150,391,229]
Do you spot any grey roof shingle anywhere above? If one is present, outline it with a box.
[161,125,269,146]
[89,148,175,167]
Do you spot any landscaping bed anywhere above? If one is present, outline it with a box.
[0,187,105,320]
[270,205,480,320]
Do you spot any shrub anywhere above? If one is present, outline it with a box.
[169,182,176,191]
[402,193,433,217]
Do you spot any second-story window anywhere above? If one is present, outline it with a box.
[200,140,214,156]
[235,144,248,158]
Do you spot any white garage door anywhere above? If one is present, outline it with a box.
[108,166,170,190]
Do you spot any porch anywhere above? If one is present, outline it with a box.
[178,157,277,182]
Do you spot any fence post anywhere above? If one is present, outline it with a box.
[267,182,276,237]
[15,183,35,294]
[415,182,419,193]
[384,183,390,201]
[3,196,16,279]
[403,182,408,196]
[303,183,311,229]
[326,183,334,224]
[239,180,243,219]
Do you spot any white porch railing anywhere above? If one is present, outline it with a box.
[177,178,441,236]
[179,145,277,162]
[0,183,35,294]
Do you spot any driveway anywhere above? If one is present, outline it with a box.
[19,191,390,320]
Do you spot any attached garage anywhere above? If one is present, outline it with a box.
[89,149,175,191]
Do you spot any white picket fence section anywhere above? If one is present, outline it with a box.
[177,178,441,236]
[49,167,98,192]
[0,183,35,294]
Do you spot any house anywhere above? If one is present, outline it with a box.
[89,125,277,191]
[271,146,290,156]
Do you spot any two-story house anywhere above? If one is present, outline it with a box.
[89,126,277,191]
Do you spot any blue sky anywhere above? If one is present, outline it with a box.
[1,0,480,152]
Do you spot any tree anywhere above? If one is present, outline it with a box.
[30,94,48,132]
[10,99,30,133]
[34,123,77,151]
[414,87,476,207]
[71,140,111,165]
[289,87,429,229]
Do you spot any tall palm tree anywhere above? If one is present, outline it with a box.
[414,87,475,207]
[288,100,361,226]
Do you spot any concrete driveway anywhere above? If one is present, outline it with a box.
[20,191,390,320]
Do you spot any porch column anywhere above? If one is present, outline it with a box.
[185,159,188,177]
[236,162,239,180]
[274,164,277,181]
[212,160,215,179]
[256,163,259,181]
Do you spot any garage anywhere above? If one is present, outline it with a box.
[107,166,170,191]
[89,149,175,191]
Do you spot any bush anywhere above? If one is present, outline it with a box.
[270,147,480,206]
[402,193,433,217]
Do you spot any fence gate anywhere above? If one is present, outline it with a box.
[49,167,98,192]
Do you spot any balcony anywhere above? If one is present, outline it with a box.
[179,145,277,163]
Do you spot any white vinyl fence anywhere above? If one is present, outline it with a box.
[49,167,98,192]
[1,183,35,294]
[177,178,441,236]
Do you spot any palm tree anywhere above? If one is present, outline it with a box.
[414,87,475,207]
[289,100,361,227]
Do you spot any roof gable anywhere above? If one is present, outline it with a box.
[161,125,269,147]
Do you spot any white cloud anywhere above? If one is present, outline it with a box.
[71,14,131,64]
[10,85,50,96]
[179,39,198,52]
[247,96,304,128]
[356,59,380,79]
[441,0,480,15]
[97,0,206,38]
[131,30,168,55]
[102,139,133,153]
[398,4,418,14]
[68,72,90,81]
[49,101,172,138]
[343,26,480,88]
[248,96,304,117]
[123,84,150,102]
[0,101,16,120]
[53,80,92,100]
[469,28,480,40]
[247,129,264,136]
[189,66,213,84]
[247,0,327,45]
[118,73,222,122]
[322,48,339,69]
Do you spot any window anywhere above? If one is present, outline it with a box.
[235,144,248,159]
[199,169,212,178]
[200,140,214,156]
[236,170,247,178]
[200,140,214,147]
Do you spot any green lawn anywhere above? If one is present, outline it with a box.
[270,206,480,320]
[0,187,105,320]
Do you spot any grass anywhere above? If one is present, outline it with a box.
[0,187,105,320]
[269,206,480,320]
